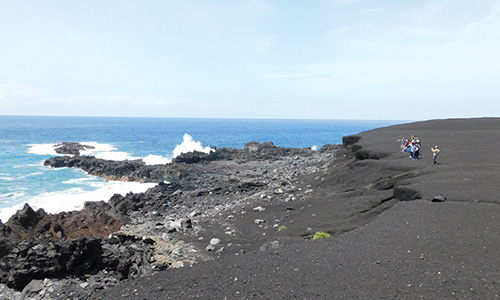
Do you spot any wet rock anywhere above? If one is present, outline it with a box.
[54,142,95,156]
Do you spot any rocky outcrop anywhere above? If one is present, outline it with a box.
[54,142,95,155]
[342,135,390,160]
[44,142,329,184]
[0,237,103,290]
[43,156,188,183]
[3,202,127,244]
[0,232,157,294]
[172,150,210,164]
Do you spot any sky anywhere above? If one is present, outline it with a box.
[1,0,500,120]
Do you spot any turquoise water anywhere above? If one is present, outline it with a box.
[0,116,400,222]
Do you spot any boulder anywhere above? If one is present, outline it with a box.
[4,204,51,241]
[432,194,446,202]
[173,151,210,164]
[393,187,421,201]
[209,238,221,246]
[20,279,44,299]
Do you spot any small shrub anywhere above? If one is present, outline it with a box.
[312,231,331,240]
[278,226,287,232]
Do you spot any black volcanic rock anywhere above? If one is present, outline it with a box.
[0,238,100,290]
[13,203,45,229]
[43,142,321,185]
[54,142,95,156]
[5,204,51,241]
[173,150,210,164]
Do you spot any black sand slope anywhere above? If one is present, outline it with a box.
[354,118,500,203]
[91,118,500,300]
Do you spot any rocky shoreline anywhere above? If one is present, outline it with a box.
[0,141,339,299]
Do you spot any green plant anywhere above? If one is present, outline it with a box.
[312,231,331,240]
[278,226,287,232]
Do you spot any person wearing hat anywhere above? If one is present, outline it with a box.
[431,146,440,165]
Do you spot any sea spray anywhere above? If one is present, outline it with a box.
[0,178,156,223]
[142,133,213,165]
[172,133,213,158]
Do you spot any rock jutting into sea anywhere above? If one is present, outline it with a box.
[53,142,96,156]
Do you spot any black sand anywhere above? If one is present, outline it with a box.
[91,118,500,299]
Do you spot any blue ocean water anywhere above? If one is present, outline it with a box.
[0,116,401,222]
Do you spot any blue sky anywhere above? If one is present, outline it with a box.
[1,0,499,120]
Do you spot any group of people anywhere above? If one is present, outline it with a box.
[398,136,440,164]
[399,135,421,159]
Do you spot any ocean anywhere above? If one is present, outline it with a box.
[0,116,401,223]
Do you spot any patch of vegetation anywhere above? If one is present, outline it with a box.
[278,226,287,232]
[312,231,331,240]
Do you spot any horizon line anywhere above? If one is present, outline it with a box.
[0,114,410,122]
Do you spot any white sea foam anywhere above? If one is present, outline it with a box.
[95,151,139,161]
[0,181,156,223]
[80,142,141,161]
[143,154,171,165]
[25,172,43,177]
[62,177,95,184]
[0,192,26,200]
[28,138,210,166]
[80,142,117,153]
[28,143,59,155]
[28,142,141,162]
[80,142,116,157]
[0,172,42,181]
[140,134,211,165]
[14,163,44,168]
[172,133,213,158]
[311,145,318,151]
[0,192,27,222]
